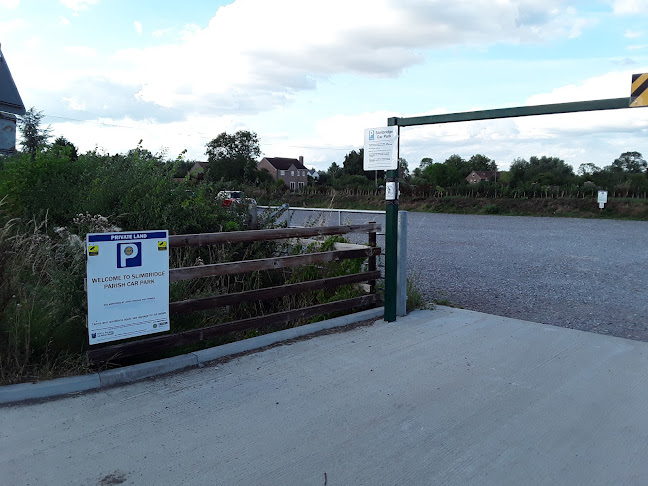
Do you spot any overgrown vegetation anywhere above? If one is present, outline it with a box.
[0,123,378,384]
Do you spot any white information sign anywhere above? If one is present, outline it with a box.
[385,181,398,201]
[598,190,608,209]
[364,126,398,171]
[86,230,170,345]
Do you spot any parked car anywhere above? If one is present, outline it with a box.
[216,190,256,207]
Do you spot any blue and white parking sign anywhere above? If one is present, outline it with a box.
[117,242,142,268]
[86,231,170,345]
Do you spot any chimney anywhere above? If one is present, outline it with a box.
[299,155,304,166]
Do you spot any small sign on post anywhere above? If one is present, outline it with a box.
[385,181,398,201]
[364,126,398,171]
[86,230,170,345]
[598,190,608,209]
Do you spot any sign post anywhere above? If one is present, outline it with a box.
[86,230,170,345]
[598,190,608,210]
[364,125,399,322]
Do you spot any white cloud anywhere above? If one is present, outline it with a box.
[624,29,644,38]
[48,114,251,161]
[0,18,25,35]
[92,0,593,120]
[63,96,86,111]
[58,16,70,27]
[134,21,142,35]
[314,111,397,148]
[17,0,612,171]
[507,70,648,167]
[627,44,648,50]
[25,36,41,49]
[525,70,636,104]
[352,68,648,171]
[0,0,20,9]
[152,27,173,39]
[64,45,98,57]
[612,0,648,14]
[60,0,98,12]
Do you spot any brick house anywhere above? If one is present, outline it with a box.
[188,161,209,180]
[466,170,500,184]
[258,156,309,190]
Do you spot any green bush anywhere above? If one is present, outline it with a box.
[483,204,500,214]
[0,143,255,383]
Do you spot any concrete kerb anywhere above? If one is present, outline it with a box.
[0,373,102,405]
[0,307,385,405]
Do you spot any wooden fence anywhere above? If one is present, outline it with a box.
[87,223,381,363]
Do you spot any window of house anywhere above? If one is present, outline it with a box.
[280,170,285,176]
[291,170,295,176]
[290,181,296,190]
[298,182,304,188]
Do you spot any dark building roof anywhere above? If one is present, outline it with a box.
[0,45,25,116]
[469,171,499,180]
[190,162,209,171]
[262,157,307,170]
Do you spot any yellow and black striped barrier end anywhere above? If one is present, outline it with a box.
[630,73,648,107]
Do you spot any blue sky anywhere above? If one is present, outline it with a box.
[1,0,647,172]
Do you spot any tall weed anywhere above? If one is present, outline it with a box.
[0,210,90,383]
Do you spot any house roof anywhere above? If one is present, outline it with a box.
[262,157,307,170]
[0,45,25,116]
[469,171,498,179]
[190,162,209,171]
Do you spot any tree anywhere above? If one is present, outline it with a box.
[205,130,262,183]
[206,130,261,161]
[577,163,600,177]
[509,155,574,187]
[327,162,342,179]
[610,152,646,173]
[413,158,433,178]
[468,154,497,172]
[444,154,467,171]
[19,107,52,161]
[342,149,367,178]
[50,136,79,161]
[422,162,462,188]
[508,158,528,186]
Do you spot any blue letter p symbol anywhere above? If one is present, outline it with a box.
[117,242,142,268]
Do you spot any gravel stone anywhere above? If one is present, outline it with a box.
[280,209,648,341]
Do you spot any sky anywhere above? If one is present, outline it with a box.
[1,0,647,172]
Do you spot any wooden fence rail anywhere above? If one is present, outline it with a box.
[88,223,382,364]
[169,247,380,282]
[169,223,379,247]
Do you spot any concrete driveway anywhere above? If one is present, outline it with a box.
[2,307,648,485]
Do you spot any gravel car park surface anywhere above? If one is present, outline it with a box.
[407,213,648,341]
[279,209,648,341]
